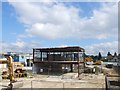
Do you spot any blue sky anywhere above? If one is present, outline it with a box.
[1,1,118,55]
[2,2,25,42]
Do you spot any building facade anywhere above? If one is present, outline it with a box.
[13,54,26,63]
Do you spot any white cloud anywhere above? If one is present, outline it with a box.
[11,39,25,48]
[0,40,118,55]
[0,42,2,53]
[8,2,118,39]
[0,40,41,53]
[6,0,119,2]
[3,1,118,55]
[85,41,118,55]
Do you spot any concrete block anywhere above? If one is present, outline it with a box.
[12,81,23,88]
[0,75,2,81]
[0,69,2,81]
[6,81,23,89]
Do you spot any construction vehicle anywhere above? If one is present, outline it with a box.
[0,56,15,88]
[93,60,102,65]
[84,56,93,62]
[84,56,102,65]
[84,57,94,65]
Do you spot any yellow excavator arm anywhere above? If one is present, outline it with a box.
[0,56,15,82]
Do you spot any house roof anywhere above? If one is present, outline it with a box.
[33,46,85,52]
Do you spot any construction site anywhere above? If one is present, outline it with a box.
[0,46,120,90]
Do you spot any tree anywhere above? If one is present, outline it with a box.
[107,52,111,56]
[98,52,102,60]
[94,56,98,62]
[114,52,117,57]
[90,55,94,60]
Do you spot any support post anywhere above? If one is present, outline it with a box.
[33,49,35,62]
[47,52,48,61]
[41,52,42,61]
[78,51,80,77]
[78,63,79,77]
[83,51,85,73]
[70,64,73,72]
[53,52,55,61]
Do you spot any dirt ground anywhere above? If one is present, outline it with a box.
[0,73,105,89]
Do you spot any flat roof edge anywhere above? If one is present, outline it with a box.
[33,46,85,52]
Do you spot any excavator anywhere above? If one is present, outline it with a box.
[0,56,15,88]
[84,56,102,65]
